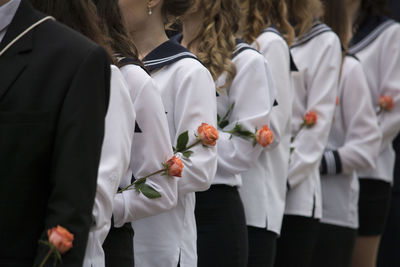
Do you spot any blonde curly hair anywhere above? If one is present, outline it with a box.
[240,0,295,47]
[187,0,240,90]
[285,0,324,38]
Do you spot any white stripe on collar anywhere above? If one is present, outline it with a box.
[291,23,332,48]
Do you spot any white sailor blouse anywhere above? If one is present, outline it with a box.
[83,65,135,267]
[320,55,381,229]
[349,16,400,184]
[112,60,178,227]
[285,23,342,219]
[213,40,276,187]
[239,27,294,234]
[132,39,218,267]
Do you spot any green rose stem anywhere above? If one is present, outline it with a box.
[38,247,53,267]
[118,169,165,193]
[176,138,202,153]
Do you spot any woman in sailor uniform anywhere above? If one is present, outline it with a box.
[89,1,179,267]
[346,1,400,266]
[310,1,381,266]
[179,0,276,266]
[238,0,295,266]
[274,0,342,266]
[119,0,218,266]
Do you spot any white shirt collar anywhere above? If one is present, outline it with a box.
[0,0,21,43]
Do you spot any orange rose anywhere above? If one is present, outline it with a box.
[165,156,184,177]
[379,95,394,111]
[303,111,317,127]
[47,226,74,254]
[198,123,219,146]
[256,125,274,147]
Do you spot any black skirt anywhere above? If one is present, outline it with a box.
[358,178,392,236]
[247,226,277,267]
[195,185,248,267]
[102,223,134,267]
[311,222,357,267]
[275,215,320,267]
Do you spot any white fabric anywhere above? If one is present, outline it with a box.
[285,29,342,218]
[112,64,178,226]
[214,48,275,187]
[0,0,20,43]
[83,65,135,267]
[239,31,293,235]
[132,58,217,267]
[355,23,400,184]
[321,56,381,228]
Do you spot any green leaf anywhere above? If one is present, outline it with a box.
[231,124,254,139]
[182,150,194,158]
[217,114,221,123]
[140,184,162,199]
[217,102,235,129]
[219,120,229,129]
[134,178,147,186]
[176,131,189,152]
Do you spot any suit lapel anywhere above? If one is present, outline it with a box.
[0,0,39,100]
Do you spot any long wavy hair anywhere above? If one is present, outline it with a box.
[92,0,140,66]
[321,0,349,52]
[30,0,114,61]
[241,0,295,46]
[285,0,324,38]
[187,0,240,90]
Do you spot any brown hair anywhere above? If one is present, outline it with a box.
[356,0,389,27]
[30,0,114,61]
[163,0,192,23]
[285,0,324,38]
[92,0,140,66]
[188,0,240,90]
[321,0,350,52]
[241,0,295,46]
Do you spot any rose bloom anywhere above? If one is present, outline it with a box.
[198,123,219,146]
[379,95,394,111]
[47,225,74,254]
[165,156,184,177]
[256,125,274,147]
[303,111,318,127]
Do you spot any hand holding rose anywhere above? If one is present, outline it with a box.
[174,123,219,158]
[118,156,183,199]
[378,95,394,112]
[38,226,74,267]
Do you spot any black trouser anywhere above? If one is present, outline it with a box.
[378,192,400,267]
[102,223,134,267]
[358,178,392,236]
[311,223,357,267]
[247,226,277,267]
[275,215,320,267]
[195,185,248,267]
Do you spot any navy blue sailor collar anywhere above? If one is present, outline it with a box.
[233,38,259,58]
[291,21,332,49]
[349,16,395,54]
[261,25,298,72]
[142,37,199,72]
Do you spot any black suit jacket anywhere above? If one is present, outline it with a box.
[0,1,110,266]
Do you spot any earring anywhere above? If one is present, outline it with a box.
[147,1,152,15]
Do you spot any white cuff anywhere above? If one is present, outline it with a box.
[112,193,125,228]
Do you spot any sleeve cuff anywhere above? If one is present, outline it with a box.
[321,150,342,175]
[112,193,125,228]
